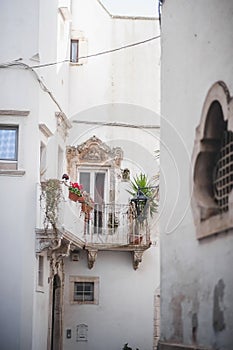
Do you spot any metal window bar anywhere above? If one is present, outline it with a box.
[213,130,233,212]
[74,282,94,302]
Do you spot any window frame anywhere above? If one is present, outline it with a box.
[70,276,99,305]
[0,110,29,176]
[0,125,18,169]
[36,254,45,292]
[70,39,79,63]
[78,167,108,203]
[74,281,94,302]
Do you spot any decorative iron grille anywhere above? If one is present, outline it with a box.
[213,130,233,212]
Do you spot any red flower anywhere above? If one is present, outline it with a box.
[68,181,83,196]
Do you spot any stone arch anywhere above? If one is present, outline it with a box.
[192,81,233,238]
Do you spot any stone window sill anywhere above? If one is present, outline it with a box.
[0,170,25,177]
[197,210,233,239]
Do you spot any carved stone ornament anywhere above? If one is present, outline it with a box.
[56,112,72,141]
[87,249,98,269]
[66,136,123,179]
[132,250,144,270]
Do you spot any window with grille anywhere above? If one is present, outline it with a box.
[70,276,99,304]
[213,131,233,213]
[74,282,94,302]
[192,81,233,239]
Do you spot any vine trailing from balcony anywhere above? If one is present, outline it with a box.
[40,179,63,235]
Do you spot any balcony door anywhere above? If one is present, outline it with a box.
[79,169,107,232]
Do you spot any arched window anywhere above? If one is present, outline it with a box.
[192,81,233,238]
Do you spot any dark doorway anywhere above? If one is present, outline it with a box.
[51,274,62,350]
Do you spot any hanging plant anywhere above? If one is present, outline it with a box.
[40,179,63,235]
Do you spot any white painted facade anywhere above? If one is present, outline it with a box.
[0,1,160,350]
[160,1,233,349]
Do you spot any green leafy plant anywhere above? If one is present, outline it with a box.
[127,173,158,217]
[69,181,83,196]
[40,179,63,234]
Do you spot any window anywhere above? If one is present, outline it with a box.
[192,81,233,239]
[0,125,18,169]
[36,255,44,292]
[79,170,106,204]
[79,169,107,232]
[38,255,44,287]
[213,130,233,213]
[70,39,79,63]
[70,276,99,304]
[74,282,94,302]
[70,32,88,65]
[40,142,46,181]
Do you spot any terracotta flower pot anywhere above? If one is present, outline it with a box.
[69,192,84,203]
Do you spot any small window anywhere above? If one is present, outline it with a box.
[0,126,18,165]
[70,276,99,305]
[74,282,94,302]
[36,255,44,292]
[40,142,47,181]
[70,39,79,63]
[70,36,88,65]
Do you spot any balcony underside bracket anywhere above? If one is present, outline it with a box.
[132,250,144,270]
[87,249,98,269]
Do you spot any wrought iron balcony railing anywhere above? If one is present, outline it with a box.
[63,201,150,247]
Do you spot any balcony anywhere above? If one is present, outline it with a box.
[36,182,151,269]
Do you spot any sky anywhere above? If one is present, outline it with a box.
[100,0,158,17]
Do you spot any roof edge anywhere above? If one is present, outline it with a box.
[97,0,158,20]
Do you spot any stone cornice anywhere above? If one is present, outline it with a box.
[39,123,53,138]
[0,110,30,116]
[56,112,72,141]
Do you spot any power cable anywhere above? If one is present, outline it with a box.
[73,120,160,129]
[0,33,160,115]
[0,61,64,113]
[30,35,160,69]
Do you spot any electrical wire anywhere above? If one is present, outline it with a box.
[0,33,160,115]
[30,35,160,69]
[0,61,64,113]
[73,120,160,129]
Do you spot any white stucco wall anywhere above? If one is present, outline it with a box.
[63,247,159,350]
[63,2,160,349]
[0,2,40,350]
[0,1,160,349]
[160,1,233,348]
[69,0,160,116]
[0,0,70,349]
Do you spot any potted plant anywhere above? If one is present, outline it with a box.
[68,181,84,202]
[127,173,158,218]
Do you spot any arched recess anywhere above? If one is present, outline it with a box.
[192,81,233,239]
